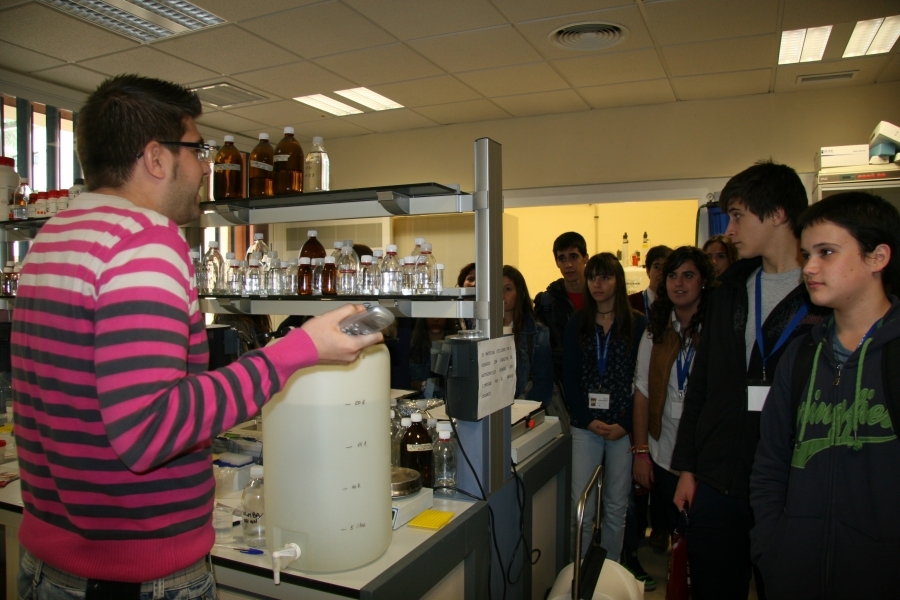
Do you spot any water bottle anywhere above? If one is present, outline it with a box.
[337,245,357,296]
[414,243,436,295]
[312,258,324,295]
[381,245,401,295]
[266,251,279,290]
[241,465,266,548]
[373,249,384,275]
[189,251,206,292]
[401,256,416,296]
[303,136,330,192]
[245,258,262,294]
[392,417,411,468]
[204,241,225,293]
[285,258,299,294]
[358,255,377,295]
[434,263,444,294]
[227,259,243,293]
[432,431,457,495]
[267,258,284,294]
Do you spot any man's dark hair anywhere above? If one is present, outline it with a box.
[76,74,202,190]
[718,160,808,229]
[552,232,587,257]
[796,191,900,294]
[645,245,672,270]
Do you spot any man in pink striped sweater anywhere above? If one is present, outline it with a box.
[11,75,381,599]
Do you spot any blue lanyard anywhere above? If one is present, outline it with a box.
[595,324,614,381]
[676,342,695,396]
[643,290,651,316]
[755,269,808,381]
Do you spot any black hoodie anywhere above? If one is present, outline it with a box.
[750,298,900,600]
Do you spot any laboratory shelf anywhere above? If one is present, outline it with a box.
[200,294,475,318]
[197,182,472,227]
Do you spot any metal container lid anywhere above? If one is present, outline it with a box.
[391,467,422,498]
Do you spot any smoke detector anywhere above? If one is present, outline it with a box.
[549,22,629,51]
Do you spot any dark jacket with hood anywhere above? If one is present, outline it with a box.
[534,278,577,382]
[514,314,554,406]
[670,257,829,498]
[750,298,900,600]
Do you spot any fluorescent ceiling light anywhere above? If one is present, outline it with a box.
[868,15,900,54]
[779,29,807,64]
[799,25,832,62]
[844,18,884,57]
[293,94,363,116]
[334,88,404,111]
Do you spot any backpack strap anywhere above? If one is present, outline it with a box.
[881,337,900,433]
[790,333,817,443]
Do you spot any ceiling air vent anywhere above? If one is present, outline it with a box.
[796,71,857,84]
[193,83,267,109]
[549,22,629,51]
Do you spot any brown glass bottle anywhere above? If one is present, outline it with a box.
[299,229,326,261]
[213,136,243,200]
[321,258,337,296]
[298,258,313,296]
[248,133,274,198]
[273,127,304,195]
[400,413,433,487]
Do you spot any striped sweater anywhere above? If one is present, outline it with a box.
[11,193,318,581]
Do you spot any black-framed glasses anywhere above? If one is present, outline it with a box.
[136,141,210,161]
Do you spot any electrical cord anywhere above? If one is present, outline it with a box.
[506,460,541,586]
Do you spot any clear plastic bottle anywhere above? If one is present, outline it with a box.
[427,417,438,443]
[400,413,433,487]
[303,136,330,192]
[189,251,206,293]
[401,256,416,296]
[241,465,266,548]
[267,258,284,295]
[381,245,401,295]
[321,256,337,296]
[245,258,262,294]
[285,258,299,294]
[432,431,457,495]
[246,233,270,269]
[416,400,433,420]
[312,258,324,296]
[331,241,343,259]
[204,241,225,293]
[273,126,304,195]
[414,243,437,295]
[299,229,326,261]
[337,245,357,296]
[213,135,243,200]
[411,237,425,258]
[266,251,279,291]
[249,133,274,198]
[227,259,243,294]
[12,179,30,220]
[358,255,377,295]
[372,249,384,276]
[434,263,444,294]
[298,257,313,296]
[392,417,411,468]
[390,409,399,455]
[621,232,629,265]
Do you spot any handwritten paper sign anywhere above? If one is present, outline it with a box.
[476,336,517,420]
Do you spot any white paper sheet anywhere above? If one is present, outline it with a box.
[476,336,517,420]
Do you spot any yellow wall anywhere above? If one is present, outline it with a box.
[506,199,697,298]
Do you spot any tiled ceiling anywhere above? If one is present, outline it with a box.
[0,0,897,146]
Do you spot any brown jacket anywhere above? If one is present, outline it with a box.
[647,321,699,440]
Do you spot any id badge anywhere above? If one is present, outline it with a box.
[589,390,610,410]
[670,396,684,420]
[747,380,771,412]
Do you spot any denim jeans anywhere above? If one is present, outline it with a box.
[17,552,218,600]
[570,426,632,563]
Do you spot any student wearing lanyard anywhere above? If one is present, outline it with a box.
[751,192,900,600]
[670,161,829,600]
[562,253,647,564]
[631,247,718,570]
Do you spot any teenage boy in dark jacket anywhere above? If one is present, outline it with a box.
[670,161,829,600]
[751,192,900,600]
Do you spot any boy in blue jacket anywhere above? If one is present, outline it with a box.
[750,191,900,599]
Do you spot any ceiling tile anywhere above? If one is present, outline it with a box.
[408,25,544,72]
[230,62,355,100]
[241,2,397,59]
[491,89,590,117]
[662,34,776,77]
[673,68,772,100]
[80,47,218,84]
[291,118,375,140]
[515,5,653,60]
[774,56,884,92]
[578,79,676,109]
[878,54,900,83]
[0,41,65,73]
[490,0,635,23]
[342,0,508,40]
[30,65,109,92]
[0,3,137,62]
[552,48,666,87]
[457,62,570,97]
[644,0,778,46]
[369,76,482,107]
[229,100,327,126]
[189,0,319,23]
[782,0,900,30]
[197,111,268,135]
[313,44,444,86]
[343,108,438,133]
[414,99,511,124]
[152,25,298,76]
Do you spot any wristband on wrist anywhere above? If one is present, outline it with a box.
[629,444,650,454]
